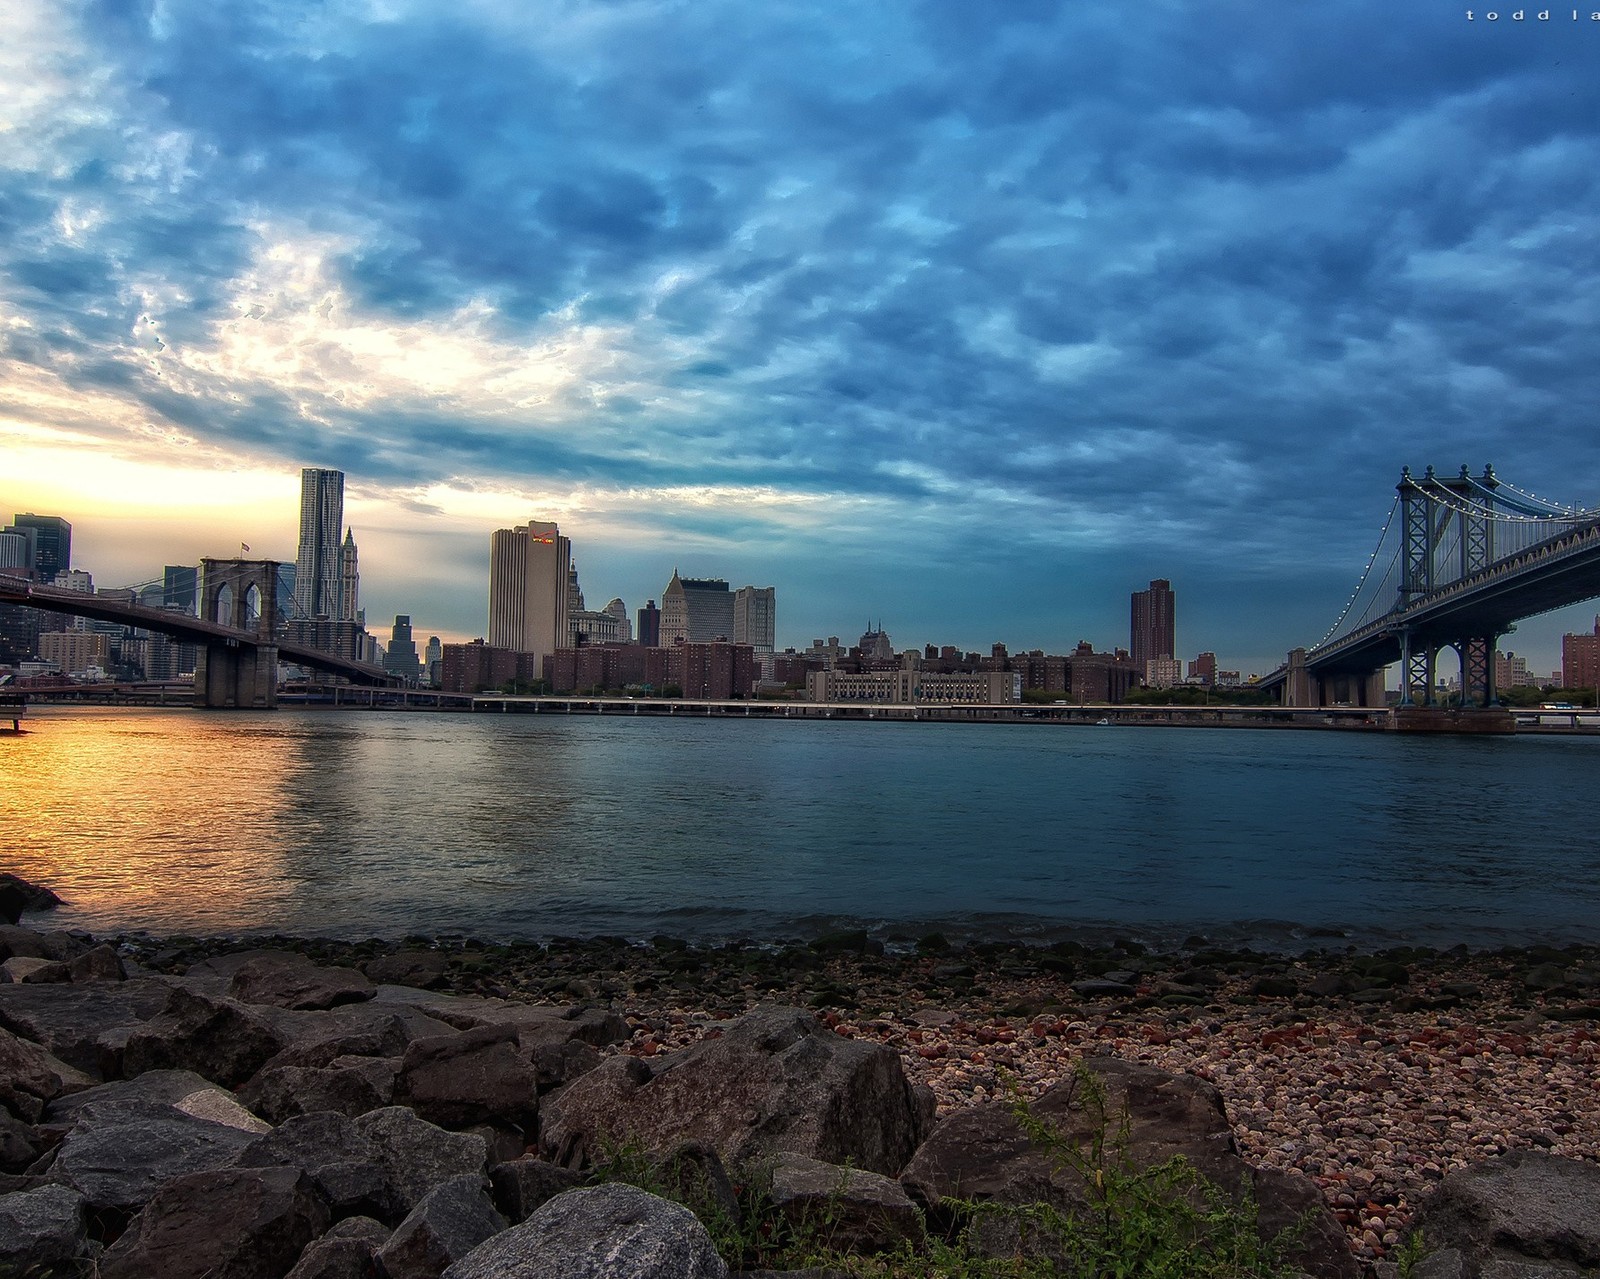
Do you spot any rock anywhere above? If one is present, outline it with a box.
[0,877,62,919]
[0,979,172,1078]
[0,1183,90,1273]
[235,1109,404,1223]
[48,1097,260,1219]
[646,1142,741,1232]
[285,1216,391,1279]
[122,986,287,1088]
[363,950,448,989]
[528,1037,602,1091]
[769,1152,923,1254]
[68,944,127,982]
[398,1022,539,1131]
[1070,979,1136,998]
[900,1058,1356,1279]
[1411,1251,1469,1279]
[3,956,68,984]
[98,1164,330,1279]
[442,1183,728,1279]
[542,1006,927,1176]
[0,1024,94,1122]
[0,925,75,961]
[242,1056,400,1124]
[251,1014,413,1071]
[43,1069,267,1135]
[229,953,377,1011]
[489,1156,586,1224]
[1409,1150,1600,1274]
[0,1108,42,1172]
[375,1173,507,1279]
[353,1105,489,1214]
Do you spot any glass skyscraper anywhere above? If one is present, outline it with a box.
[293,468,345,621]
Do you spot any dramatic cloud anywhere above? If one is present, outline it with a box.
[4,0,1599,668]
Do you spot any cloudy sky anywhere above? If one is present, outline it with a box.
[4,0,1599,673]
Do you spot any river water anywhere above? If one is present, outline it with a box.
[3,706,1598,950]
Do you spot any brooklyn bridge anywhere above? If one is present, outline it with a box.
[0,559,394,709]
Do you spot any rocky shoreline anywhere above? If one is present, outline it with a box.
[2,892,1599,1276]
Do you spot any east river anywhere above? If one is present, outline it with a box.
[3,705,1599,949]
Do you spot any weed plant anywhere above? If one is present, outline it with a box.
[587,1064,1311,1278]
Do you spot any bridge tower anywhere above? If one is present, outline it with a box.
[194,559,280,709]
[1395,465,1501,707]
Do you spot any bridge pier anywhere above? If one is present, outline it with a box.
[193,559,281,710]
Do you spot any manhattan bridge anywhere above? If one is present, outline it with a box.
[1256,465,1600,709]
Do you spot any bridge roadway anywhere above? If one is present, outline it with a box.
[0,573,394,686]
[1258,513,1600,695]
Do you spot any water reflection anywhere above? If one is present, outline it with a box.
[3,705,1600,946]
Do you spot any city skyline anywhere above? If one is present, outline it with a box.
[4,4,1600,671]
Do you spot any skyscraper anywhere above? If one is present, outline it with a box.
[340,529,361,624]
[733,586,776,653]
[8,515,70,582]
[293,469,344,620]
[1130,579,1176,669]
[488,520,571,669]
[660,572,735,644]
[637,599,661,648]
[383,615,422,682]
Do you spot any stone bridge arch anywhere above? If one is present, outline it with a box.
[194,559,281,709]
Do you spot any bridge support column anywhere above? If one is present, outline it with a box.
[1362,670,1387,708]
[1457,635,1502,708]
[194,559,281,710]
[1284,648,1313,708]
[194,640,280,709]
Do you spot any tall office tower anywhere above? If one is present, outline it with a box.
[733,586,776,653]
[637,599,661,648]
[0,532,28,572]
[9,515,70,582]
[424,635,443,686]
[340,529,360,623]
[602,597,633,643]
[293,468,345,620]
[383,615,423,682]
[567,565,585,614]
[162,566,198,614]
[660,572,735,644]
[1130,578,1176,668]
[488,519,571,669]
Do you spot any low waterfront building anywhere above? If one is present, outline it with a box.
[808,665,1020,705]
[441,640,544,693]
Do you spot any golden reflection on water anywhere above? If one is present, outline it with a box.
[0,706,307,934]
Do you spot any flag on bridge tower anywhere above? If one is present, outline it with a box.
[240,542,250,554]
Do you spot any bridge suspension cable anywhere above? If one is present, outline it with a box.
[1309,496,1400,652]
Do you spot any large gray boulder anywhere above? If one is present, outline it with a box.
[542,1006,928,1176]
[489,1156,587,1224]
[375,1173,507,1279]
[229,953,377,1011]
[352,1105,489,1214]
[122,986,287,1088]
[98,1164,330,1279]
[235,1109,403,1223]
[285,1216,391,1279]
[769,1152,923,1254]
[397,1022,539,1131]
[442,1183,728,1279]
[0,1023,94,1122]
[0,979,173,1077]
[49,1098,261,1218]
[1409,1150,1600,1276]
[0,1183,91,1273]
[900,1057,1355,1279]
[43,1069,269,1138]
[242,1055,399,1123]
